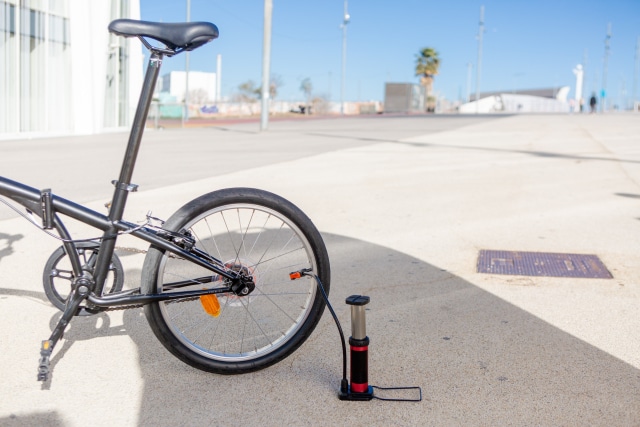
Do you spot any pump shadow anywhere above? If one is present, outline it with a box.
[118,232,638,426]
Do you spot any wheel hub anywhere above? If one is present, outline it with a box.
[226,262,256,296]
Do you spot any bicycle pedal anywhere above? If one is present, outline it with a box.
[37,340,53,382]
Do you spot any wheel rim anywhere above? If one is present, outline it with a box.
[156,203,319,362]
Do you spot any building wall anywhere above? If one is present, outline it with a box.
[160,71,217,103]
[0,0,73,134]
[0,0,142,138]
[383,83,425,113]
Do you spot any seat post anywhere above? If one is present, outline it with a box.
[108,51,163,222]
[92,51,164,295]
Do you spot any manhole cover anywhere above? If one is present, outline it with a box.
[477,250,612,279]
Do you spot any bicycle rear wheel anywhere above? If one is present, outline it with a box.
[141,188,330,374]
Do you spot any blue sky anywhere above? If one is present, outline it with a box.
[140,0,640,106]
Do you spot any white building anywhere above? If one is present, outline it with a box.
[0,0,142,138]
[160,71,217,104]
[459,87,570,114]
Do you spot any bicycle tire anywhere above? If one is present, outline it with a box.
[141,188,330,374]
[42,242,124,316]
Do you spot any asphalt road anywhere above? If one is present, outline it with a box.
[0,115,505,220]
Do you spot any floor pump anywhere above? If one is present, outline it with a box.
[290,269,422,402]
[340,294,374,400]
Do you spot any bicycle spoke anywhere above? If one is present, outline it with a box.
[251,285,305,325]
[249,245,307,273]
[51,269,74,281]
[206,295,230,351]
[244,211,271,261]
[237,208,255,263]
[238,296,274,354]
[203,216,223,262]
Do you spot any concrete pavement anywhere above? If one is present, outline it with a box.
[0,114,639,426]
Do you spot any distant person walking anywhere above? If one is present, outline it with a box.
[589,93,597,114]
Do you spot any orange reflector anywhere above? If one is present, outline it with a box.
[199,294,221,317]
[289,272,302,280]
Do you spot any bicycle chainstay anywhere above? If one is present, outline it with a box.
[100,295,203,312]
[89,246,192,312]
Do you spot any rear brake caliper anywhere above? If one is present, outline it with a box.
[154,227,196,250]
[172,229,195,250]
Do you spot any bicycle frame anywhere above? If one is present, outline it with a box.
[0,50,241,308]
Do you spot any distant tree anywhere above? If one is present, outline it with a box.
[311,95,330,114]
[415,47,440,110]
[267,74,283,99]
[234,80,260,114]
[236,80,259,101]
[234,74,285,104]
[188,88,210,105]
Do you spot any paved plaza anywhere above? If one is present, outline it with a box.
[0,113,639,426]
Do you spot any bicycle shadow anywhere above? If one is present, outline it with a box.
[40,311,129,391]
[0,287,50,307]
[117,232,639,425]
[0,412,65,427]
[0,232,23,265]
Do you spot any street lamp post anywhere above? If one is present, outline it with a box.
[601,23,611,112]
[475,5,484,114]
[260,0,273,131]
[466,62,472,102]
[184,0,191,125]
[340,0,350,115]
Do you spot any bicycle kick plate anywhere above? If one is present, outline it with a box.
[476,250,613,279]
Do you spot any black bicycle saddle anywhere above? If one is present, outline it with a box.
[108,19,219,51]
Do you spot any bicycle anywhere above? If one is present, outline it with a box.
[0,19,330,382]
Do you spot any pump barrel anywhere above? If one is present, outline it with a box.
[346,295,371,394]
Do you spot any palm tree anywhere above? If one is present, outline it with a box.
[415,47,440,109]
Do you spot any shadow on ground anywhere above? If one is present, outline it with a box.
[0,232,23,264]
[1,232,638,425]
[0,412,65,427]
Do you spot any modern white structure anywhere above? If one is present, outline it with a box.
[160,71,217,104]
[0,0,142,138]
[573,64,584,110]
[459,87,570,114]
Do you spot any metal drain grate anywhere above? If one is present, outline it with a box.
[477,250,613,279]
